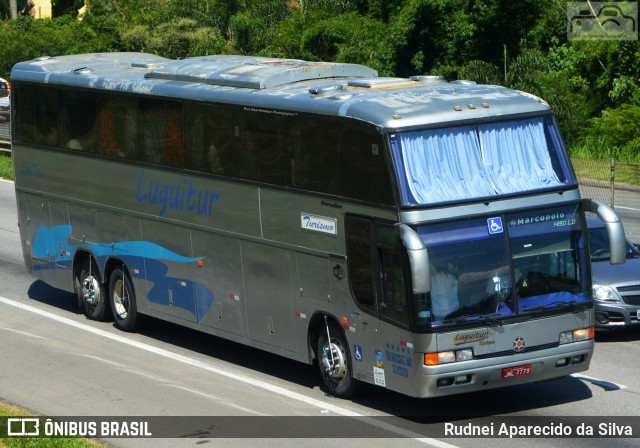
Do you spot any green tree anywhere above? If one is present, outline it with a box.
[584,105,640,162]
[120,18,229,58]
[0,15,103,78]
[384,0,475,77]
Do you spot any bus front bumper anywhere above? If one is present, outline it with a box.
[415,340,594,398]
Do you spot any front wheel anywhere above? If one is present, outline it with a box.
[109,268,142,332]
[317,323,357,398]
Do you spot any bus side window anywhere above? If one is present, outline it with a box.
[345,218,377,315]
[376,224,410,327]
[15,84,36,143]
[287,117,340,195]
[61,90,97,152]
[236,113,285,185]
[184,105,232,175]
[34,88,59,147]
[97,96,137,159]
[342,124,393,205]
[138,99,183,167]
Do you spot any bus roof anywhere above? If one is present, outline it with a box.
[11,52,551,130]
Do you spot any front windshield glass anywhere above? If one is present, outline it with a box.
[390,115,576,207]
[412,204,589,327]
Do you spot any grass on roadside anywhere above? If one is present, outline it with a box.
[0,402,105,448]
[0,153,12,181]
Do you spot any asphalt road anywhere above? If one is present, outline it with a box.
[1,179,640,448]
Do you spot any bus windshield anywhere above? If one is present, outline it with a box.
[390,115,576,207]
[413,204,589,327]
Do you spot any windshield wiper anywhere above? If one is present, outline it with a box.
[439,314,476,325]
[440,314,503,327]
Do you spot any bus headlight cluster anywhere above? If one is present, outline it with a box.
[593,284,621,302]
[424,348,474,366]
[559,327,593,345]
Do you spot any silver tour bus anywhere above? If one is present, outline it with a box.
[10,53,626,398]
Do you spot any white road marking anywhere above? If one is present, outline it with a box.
[0,294,459,447]
[0,326,48,340]
[616,206,640,212]
[571,373,628,391]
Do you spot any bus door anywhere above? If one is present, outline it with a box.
[374,222,416,396]
[345,217,414,393]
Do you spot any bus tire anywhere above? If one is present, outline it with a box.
[317,322,357,398]
[79,259,109,321]
[109,268,142,332]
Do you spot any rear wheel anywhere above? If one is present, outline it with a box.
[79,259,109,321]
[317,322,357,398]
[109,268,142,332]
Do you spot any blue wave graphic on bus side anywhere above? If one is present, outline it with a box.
[30,223,214,322]
[144,259,214,319]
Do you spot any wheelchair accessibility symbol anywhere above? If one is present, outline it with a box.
[488,217,503,235]
[354,345,363,362]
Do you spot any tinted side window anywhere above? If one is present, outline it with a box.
[138,99,183,167]
[97,96,137,159]
[376,224,409,327]
[61,90,97,152]
[34,88,59,146]
[342,124,393,205]
[15,84,35,143]
[236,111,284,185]
[184,104,233,175]
[287,116,340,195]
[345,217,376,314]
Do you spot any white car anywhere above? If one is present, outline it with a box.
[0,95,9,121]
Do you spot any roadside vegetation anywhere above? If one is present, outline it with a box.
[0,153,12,181]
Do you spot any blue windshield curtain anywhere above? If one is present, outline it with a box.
[480,118,561,193]
[395,117,566,206]
[397,126,495,204]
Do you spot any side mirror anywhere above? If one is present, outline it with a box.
[582,199,626,265]
[398,224,431,294]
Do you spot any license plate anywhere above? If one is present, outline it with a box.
[502,364,532,378]
[637,310,640,320]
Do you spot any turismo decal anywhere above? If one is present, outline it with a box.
[300,213,337,235]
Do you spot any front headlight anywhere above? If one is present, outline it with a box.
[593,284,621,302]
